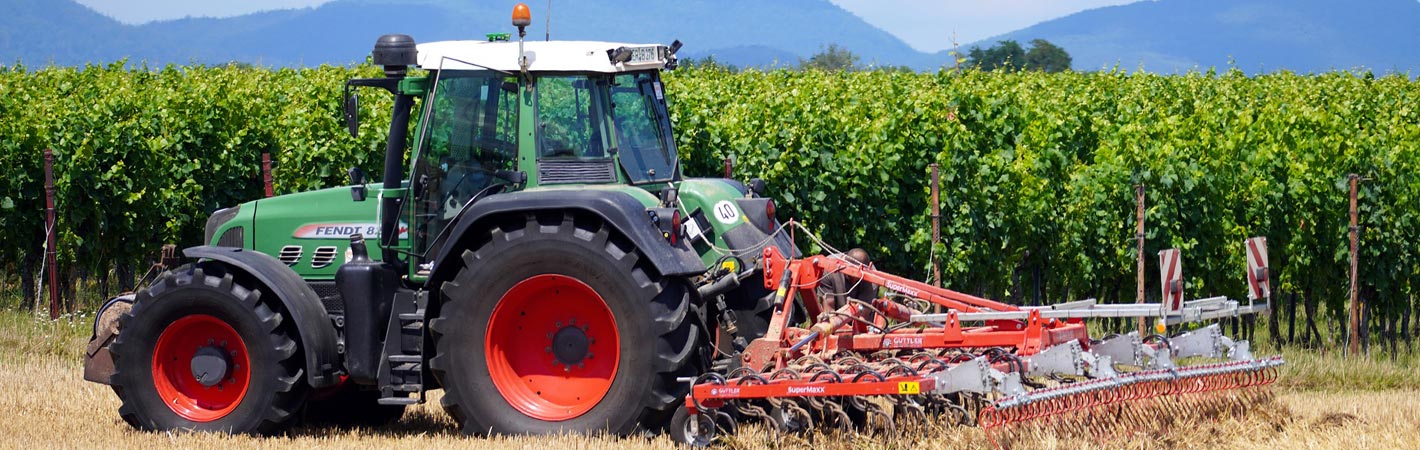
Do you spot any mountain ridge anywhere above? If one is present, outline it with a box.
[6,0,1420,74]
[970,0,1420,74]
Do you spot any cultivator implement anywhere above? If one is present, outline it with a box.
[677,233,1283,447]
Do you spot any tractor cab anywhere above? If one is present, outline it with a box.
[402,38,683,270]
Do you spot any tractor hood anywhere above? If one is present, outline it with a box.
[205,183,392,280]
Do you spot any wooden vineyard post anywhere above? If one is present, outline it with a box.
[1136,184,1146,336]
[262,152,274,198]
[44,148,59,320]
[1348,173,1362,356]
[930,163,941,288]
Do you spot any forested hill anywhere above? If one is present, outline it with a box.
[973,0,1420,74]
[0,0,933,69]
[3,0,1419,73]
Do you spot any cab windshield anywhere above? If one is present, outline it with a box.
[407,68,679,264]
[536,71,678,184]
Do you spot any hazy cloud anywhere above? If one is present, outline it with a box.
[74,0,334,24]
[73,0,1145,53]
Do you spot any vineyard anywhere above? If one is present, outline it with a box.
[2,62,1419,352]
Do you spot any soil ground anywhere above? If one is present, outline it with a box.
[0,311,1412,449]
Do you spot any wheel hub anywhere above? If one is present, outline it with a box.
[151,314,251,422]
[552,325,590,366]
[485,274,621,421]
[190,345,232,387]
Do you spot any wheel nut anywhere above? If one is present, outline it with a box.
[545,346,552,353]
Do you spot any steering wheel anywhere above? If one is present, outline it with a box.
[440,166,505,216]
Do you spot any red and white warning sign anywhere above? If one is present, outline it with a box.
[1159,248,1184,314]
[1244,236,1271,301]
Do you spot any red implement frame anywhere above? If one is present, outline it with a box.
[739,247,1090,371]
[687,375,937,413]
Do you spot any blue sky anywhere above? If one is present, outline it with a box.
[71,0,1144,53]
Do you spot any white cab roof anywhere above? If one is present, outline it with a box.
[416,40,668,73]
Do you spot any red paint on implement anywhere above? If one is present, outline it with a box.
[151,314,251,422]
[485,275,620,421]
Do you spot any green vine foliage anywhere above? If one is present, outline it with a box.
[0,62,391,283]
[666,67,1420,322]
[1,63,1418,331]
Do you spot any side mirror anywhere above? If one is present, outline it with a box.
[348,167,367,201]
[343,85,360,138]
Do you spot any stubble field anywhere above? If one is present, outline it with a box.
[1,312,1415,450]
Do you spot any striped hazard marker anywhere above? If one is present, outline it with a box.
[1244,237,1271,302]
[1158,248,1183,314]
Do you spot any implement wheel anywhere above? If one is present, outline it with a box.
[430,211,701,435]
[109,264,306,434]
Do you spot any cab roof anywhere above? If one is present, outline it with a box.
[416,40,670,73]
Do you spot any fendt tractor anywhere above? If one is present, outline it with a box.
[84,4,1281,446]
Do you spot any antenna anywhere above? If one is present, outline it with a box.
[545,0,552,41]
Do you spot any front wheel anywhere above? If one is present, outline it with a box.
[109,264,307,434]
[430,211,702,435]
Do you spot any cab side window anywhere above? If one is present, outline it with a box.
[536,76,605,158]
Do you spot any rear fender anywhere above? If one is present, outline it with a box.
[427,189,707,286]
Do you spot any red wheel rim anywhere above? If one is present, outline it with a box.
[485,274,621,421]
[151,314,251,422]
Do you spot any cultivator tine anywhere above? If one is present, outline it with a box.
[980,357,1284,448]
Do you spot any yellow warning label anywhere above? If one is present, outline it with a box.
[721,260,738,272]
[897,381,920,395]
[776,287,787,298]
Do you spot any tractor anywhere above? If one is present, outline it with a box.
[84,4,1281,444]
[84,3,791,436]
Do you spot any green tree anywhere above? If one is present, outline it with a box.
[1024,39,1071,72]
[968,39,1071,72]
[800,44,859,72]
[966,40,1026,71]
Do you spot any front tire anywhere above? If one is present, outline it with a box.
[109,264,307,434]
[430,211,701,435]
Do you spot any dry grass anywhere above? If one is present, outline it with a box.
[1,309,1415,450]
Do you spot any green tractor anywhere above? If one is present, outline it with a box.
[84,4,796,436]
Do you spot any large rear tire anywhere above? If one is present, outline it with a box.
[109,264,307,435]
[429,211,701,435]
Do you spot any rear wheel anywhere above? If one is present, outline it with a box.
[109,264,306,434]
[430,211,701,435]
